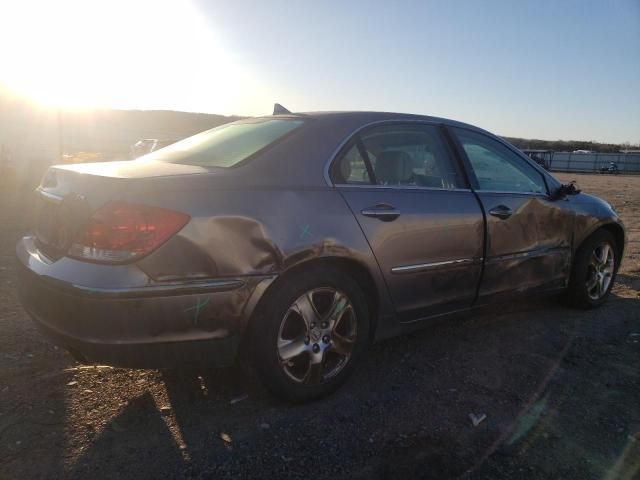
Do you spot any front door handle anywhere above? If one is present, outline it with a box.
[361,203,401,221]
[489,205,513,220]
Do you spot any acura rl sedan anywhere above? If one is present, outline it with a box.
[17,107,625,401]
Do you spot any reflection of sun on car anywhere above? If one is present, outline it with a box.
[17,106,625,402]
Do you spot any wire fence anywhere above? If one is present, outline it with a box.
[535,152,640,174]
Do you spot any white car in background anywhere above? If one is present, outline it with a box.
[129,139,177,159]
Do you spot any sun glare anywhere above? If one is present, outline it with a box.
[0,0,265,114]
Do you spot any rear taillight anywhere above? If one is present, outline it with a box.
[68,202,190,263]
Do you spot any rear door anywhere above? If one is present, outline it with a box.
[331,123,485,322]
[449,127,573,301]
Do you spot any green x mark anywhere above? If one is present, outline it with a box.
[184,296,210,326]
[299,224,312,240]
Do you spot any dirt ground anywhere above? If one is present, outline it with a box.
[0,173,638,479]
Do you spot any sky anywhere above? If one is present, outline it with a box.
[0,0,638,143]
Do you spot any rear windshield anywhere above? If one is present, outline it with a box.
[143,118,305,167]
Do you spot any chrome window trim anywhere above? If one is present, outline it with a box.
[473,190,549,197]
[333,183,472,193]
[323,119,443,187]
[391,257,482,274]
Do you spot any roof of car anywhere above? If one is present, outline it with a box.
[228,110,501,188]
[270,110,482,131]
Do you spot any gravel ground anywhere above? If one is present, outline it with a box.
[0,173,638,479]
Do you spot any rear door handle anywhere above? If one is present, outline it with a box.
[488,205,513,219]
[361,204,401,221]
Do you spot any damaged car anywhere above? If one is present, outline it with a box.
[17,106,625,401]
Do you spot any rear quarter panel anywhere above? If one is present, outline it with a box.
[130,187,396,336]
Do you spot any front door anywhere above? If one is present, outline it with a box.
[449,127,574,301]
[330,123,485,322]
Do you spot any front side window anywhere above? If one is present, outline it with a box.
[453,128,547,194]
[331,124,463,189]
[143,118,305,167]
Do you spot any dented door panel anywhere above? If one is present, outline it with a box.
[476,192,574,300]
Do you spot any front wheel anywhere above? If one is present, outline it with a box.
[251,266,370,402]
[567,230,619,308]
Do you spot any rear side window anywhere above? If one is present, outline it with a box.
[145,118,305,167]
[453,128,547,194]
[330,143,372,184]
[331,124,463,189]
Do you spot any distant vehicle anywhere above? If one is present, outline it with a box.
[129,139,177,159]
[521,149,551,170]
[599,162,620,175]
[572,150,594,154]
[17,107,625,401]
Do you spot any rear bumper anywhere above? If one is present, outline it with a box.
[16,236,274,368]
[25,310,241,369]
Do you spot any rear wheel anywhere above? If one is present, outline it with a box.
[251,266,370,402]
[567,230,618,308]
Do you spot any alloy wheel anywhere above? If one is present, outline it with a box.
[586,242,615,300]
[277,288,357,385]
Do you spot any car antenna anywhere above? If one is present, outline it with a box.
[273,103,292,115]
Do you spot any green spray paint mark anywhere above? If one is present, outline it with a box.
[184,297,210,326]
[299,224,312,240]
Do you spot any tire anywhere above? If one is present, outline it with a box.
[250,265,370,402]
[567,229,619,308]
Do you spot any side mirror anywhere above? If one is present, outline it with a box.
[552,181,581,200]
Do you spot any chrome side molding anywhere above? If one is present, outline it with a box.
[391,257,481,274]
